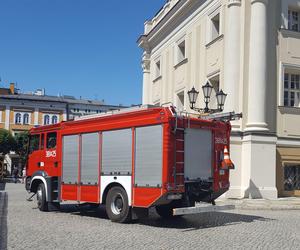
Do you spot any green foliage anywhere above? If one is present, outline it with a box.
[14,131,30,160]
[0,129,16,155]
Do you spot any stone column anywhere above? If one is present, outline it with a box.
[142,52,151,105]
[246,0,269,131]
[241,0,278,199]
[223,0,241,114]
[5,105,10,130]
[34,108,39,125]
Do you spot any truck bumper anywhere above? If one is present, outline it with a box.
[173,203,235,216]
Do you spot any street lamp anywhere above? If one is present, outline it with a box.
[187,87,199,110]
[216,89,227,111]
[188,82,227,114]
[202,81,214,113]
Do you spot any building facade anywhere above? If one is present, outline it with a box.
[138,0,300,198]
[0,83,124,174]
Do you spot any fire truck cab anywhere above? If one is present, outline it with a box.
[25,105,234,222]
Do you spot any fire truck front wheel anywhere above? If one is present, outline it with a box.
[36,183,48,212]
[105,186,131,223]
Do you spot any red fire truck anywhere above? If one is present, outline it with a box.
[25,105,236,222]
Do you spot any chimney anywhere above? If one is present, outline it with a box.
[9,83,15,95]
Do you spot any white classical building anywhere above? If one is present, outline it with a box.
[138,0,300,198]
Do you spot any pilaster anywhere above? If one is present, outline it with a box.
[223,0,241,129]
[241,134,278,199]
[5,105,10,130]
[142,52,151,104]
[34,108,39,126]
[246,0,269,131]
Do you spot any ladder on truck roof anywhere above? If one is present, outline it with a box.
[74,104,158,121]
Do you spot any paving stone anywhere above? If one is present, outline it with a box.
[2,183,300,250]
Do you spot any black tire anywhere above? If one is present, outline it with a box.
[36,183,48,212]
[156,201,183,218]
[156,204,173,218]
[105,186,131,223]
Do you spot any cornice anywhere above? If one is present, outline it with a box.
[227,0,241,7]
[251,0,268,4]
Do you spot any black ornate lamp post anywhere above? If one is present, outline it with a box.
[188,82,228,114]
[187,87,199,110]
[216,89,227,112]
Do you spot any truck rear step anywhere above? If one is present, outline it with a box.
[173,204,235,216]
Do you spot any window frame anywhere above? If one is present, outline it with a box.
[175,90,185,111]
[15,113,22,124]
[52,115,58,124]
[283,72,300,107]
[284,163,300,192]
[288,9,300,32]
[23,113,30,125]
[43,114,50,125]
[46,132,57,150]
[153,57,162,80]
[206,6,222,44]
[173,35,188,67]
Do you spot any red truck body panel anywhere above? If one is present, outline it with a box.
[26,106,232,208]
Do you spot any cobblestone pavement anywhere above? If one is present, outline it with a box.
[1,183,300,250]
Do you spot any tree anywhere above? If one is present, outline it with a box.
[14,131,29,161]
[0,129,16,155]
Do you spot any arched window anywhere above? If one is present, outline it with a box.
[52,115,58,124]
[23,113,29,125]
[44,115,50,125]
[15,113,22,124]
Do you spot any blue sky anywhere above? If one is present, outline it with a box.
[0,0,166,106]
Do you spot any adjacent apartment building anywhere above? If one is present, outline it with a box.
[0,83,124,174]
[138,0,300,198]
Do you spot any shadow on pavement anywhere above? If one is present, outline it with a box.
[54,204,108,219]
[49,203,271,230]
[138,210,273,230]
[0,192,8,250]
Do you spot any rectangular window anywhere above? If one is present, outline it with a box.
[284,164,300,191]
[154,59,161,79]
[288,9,300,32]
[176,91,185,111]
[46,132,57,149]
[283,72,300,107]
[175,39,186,65]
[211,13,220,40]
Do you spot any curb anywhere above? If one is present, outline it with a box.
[216,198,300,210]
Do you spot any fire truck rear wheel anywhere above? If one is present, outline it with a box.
[36,183,48,212]
[155,204,174,218]
[156,201,183,218]
[105,186,131,223]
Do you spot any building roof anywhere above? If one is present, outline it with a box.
[0,93,123,108]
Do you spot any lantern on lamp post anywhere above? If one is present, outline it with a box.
[187,81,228,114]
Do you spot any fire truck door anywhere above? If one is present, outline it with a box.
[27,134,42,174]
[61,135,79,201]
[184,129,212,181]
[42,132,59,176]
[79,133,100,203]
